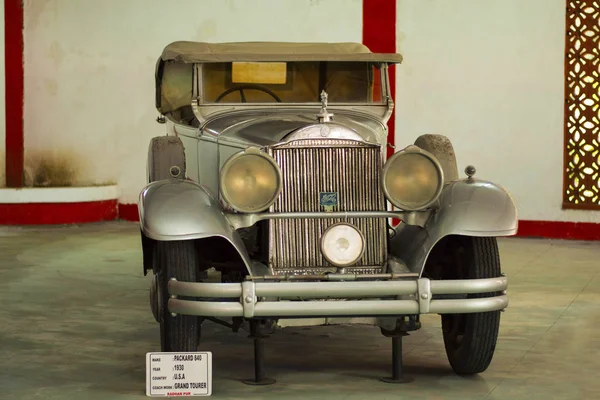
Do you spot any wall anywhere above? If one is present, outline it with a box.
[20,0,600,223]
[23,0,361,201]
[0,1,5,187]
[395,0,600,223]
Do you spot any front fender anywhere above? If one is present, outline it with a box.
[391,179,518,275]
[138,179,252,270]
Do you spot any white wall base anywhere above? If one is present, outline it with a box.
[0,185,120,203]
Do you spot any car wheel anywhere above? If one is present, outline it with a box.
[414,134,459,183]
[441,236,501,375]
[155,240,201,352]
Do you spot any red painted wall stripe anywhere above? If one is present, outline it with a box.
[118,203,140,222]
[516,220,600,241]
[4,0,25,187]
[116,202,600,241]
[5,199,600,241]
[0,200,118,225]
[363,0,396,159]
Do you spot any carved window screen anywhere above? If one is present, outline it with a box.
[564,0,600,209]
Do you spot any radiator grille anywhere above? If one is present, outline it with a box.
[268,139,387,272]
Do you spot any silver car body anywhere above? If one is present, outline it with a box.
[139,42,517,320]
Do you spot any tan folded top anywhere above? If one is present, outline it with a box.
[160,41,403,64]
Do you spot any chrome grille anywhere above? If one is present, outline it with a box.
[268,139,387,272]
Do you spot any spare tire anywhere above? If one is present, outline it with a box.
[415,134,459,184]
[147,136,186,182]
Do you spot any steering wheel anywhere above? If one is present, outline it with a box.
[215,84,282,103]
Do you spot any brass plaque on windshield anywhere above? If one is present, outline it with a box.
[232,62,287,84]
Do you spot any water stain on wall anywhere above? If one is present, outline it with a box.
[224,0,236,12]
[195,19,217,40]
[25,0,57,30]
[397,30,406,53]
[24,150,83,187]
[47,40,65,66]
[44,78,58,96]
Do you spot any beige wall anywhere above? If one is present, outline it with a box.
[395,0,600,223]
[20,0,599,222]
[23,0,362,200]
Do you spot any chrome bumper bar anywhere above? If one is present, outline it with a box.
[167,276,508,318]
[226,210,431,229]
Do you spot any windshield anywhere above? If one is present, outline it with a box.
[198,62,385,104]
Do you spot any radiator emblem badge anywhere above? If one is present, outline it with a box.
[319,192,338,212]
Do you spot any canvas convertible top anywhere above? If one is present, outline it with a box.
[156,41,402,114]
[160,41,403,63]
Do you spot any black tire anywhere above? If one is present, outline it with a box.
[440,236,501,375]
[148,136,186,182]
[414,134,459,183]
[156,240,201,352]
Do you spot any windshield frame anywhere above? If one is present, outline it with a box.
[193,61,390,106]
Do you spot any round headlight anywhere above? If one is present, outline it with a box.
[320,223,365,267]
[220,147,282,213]
[382,145,444,211]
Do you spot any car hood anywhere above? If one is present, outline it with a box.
[203,111,386,147]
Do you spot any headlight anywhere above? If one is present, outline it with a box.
[320,223,365,267]
[381,145,444,211]
[220,147,282,213]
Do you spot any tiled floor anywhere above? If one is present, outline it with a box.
[1,222,599,399]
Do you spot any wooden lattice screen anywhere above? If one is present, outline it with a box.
[564,0,600,209]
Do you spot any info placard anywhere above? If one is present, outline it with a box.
[146,352,212,397]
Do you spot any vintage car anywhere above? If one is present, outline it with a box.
[139,41,517,381]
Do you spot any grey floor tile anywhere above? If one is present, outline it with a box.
[1,222,599,399]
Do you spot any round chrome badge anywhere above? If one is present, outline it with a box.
[320,223,365,267]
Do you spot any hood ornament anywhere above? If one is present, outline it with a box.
[317,90,334,123]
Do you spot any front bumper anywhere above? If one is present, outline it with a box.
[167,276,508,318]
